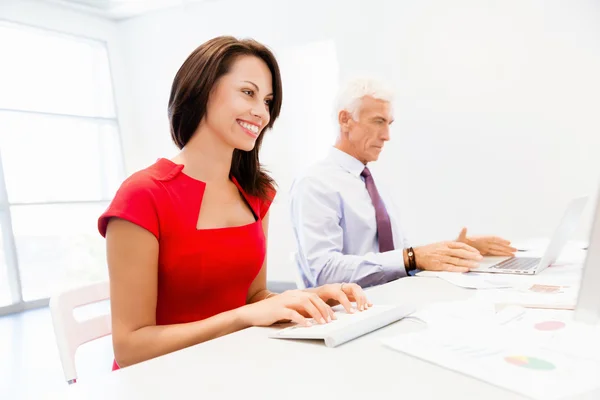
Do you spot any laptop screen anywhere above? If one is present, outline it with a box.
[575,188,600,324]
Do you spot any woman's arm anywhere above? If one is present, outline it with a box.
[106,218,252,368]
[246,212,275,304]
[244,212,371,315]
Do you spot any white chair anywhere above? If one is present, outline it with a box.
[49,281,111,384]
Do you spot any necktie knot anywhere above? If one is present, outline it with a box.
[361,167,371,178]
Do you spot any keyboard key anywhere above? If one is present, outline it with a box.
[492,257,540,270]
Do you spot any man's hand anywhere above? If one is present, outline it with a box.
[457,227,517,257]
[413,241,483,272]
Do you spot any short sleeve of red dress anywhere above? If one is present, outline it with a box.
[98,168,163,239]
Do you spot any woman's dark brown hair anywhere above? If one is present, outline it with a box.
[168,36,282,201]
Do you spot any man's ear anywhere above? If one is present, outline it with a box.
[338,110,352,133]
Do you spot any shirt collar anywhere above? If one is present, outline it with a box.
[329,147,366,177]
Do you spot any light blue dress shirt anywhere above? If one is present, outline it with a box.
[289,147,410,288]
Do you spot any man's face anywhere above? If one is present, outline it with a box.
[341,96,394,164]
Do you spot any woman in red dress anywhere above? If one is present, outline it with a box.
[98,36,371,369]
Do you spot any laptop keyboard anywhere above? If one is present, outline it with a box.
[491,257,540,271]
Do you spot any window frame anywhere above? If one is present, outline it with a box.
[0,21,124,315]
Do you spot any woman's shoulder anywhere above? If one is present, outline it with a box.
[98,159,185,238]
[120,158,185,193]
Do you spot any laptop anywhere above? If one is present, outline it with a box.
[471,196,588,275]
[575,187,600,324]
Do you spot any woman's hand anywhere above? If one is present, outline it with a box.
[238,289,335,327]
[313,282,372,312]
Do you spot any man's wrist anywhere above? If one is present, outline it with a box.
[404,247,417,273]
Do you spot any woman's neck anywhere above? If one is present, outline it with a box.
[172,128,233,184]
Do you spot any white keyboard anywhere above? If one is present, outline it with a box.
[292,306,387,334]
[275,305,413,338]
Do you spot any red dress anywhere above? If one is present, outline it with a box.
[98,158,273,370]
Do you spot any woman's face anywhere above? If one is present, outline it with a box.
[203,55,274,152]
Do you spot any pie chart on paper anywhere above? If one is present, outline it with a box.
[505,356,556,371]
[534,321,566,331]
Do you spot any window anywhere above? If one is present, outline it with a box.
[0,22,124,307]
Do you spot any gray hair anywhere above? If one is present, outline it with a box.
[335,77,394,120]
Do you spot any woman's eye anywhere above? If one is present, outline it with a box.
[264,98,272,106]
[243,90,254,96]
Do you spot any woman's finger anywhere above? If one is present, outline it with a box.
[309,294,334,322]
[298,297,327,324]
[336,289,355,314]
[285,309,311,327]
[347,283,368,311]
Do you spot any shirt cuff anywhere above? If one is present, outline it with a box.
[366,249,408,282]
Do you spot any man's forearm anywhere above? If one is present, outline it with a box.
[311,251,407,287]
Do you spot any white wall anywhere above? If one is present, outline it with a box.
[115,0,600,282]
[0,0,136,175]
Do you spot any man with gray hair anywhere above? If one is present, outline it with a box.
[289,78,516,289]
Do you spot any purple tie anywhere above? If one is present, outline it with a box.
[361,167,395,252]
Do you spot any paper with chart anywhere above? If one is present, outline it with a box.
[416,270,515,289]
[497,308,600,363]
[418,262,583,292]
[474,281,579,310]
[381,321,600,400]
[409,299,525,328]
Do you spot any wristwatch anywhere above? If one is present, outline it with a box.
[406,247,417,272]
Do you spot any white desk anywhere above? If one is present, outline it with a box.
[54,277,600,400]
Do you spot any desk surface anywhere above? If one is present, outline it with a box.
[54,277,600,400]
